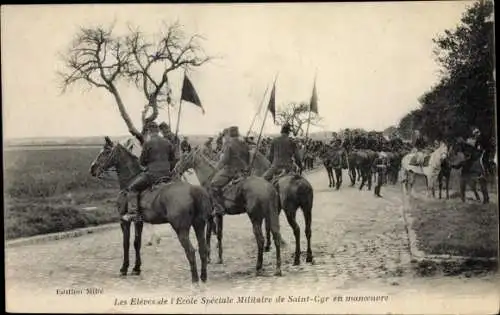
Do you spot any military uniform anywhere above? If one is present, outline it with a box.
[263,124,303,181]
[122,122,176,221]
[209,126,250,215]
[203,138,214,159]
[373,152,389,197]
[181,138,191,153]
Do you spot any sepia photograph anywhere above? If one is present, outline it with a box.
[3,2,498,314]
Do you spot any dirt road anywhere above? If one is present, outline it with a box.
[5,170,498,313]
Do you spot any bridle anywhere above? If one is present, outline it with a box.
[94,145,118,178]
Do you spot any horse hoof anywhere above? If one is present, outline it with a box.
[264,246,271,252]
[131,269,141,276]
[146,242,153,246]
[274,269,283,277]
[217,259,224,264]
[201,274,207,283]
[306,256,313,263]
[120,271,127,277]
[293,258,300,266]
[256,269,264,277]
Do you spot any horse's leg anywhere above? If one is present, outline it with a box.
[284,209,301,265]
[175,227,199,283]
[216,214,224,264]
[445,173,450,199]
[264,214,271,252]
[120,220,131,276]
[193,220,208,283]
[471,180,480,201]
[329,168,335,188]
[131,220,144,275]
[480,177,489,204]
[460,175,467,202]
[205,216,213,264]
[250,217,265,275]
[302,197,314,263]
[438,173,442,199]
[336,168,342,190]
[367,168,372,191]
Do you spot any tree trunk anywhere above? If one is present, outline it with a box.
[110,85,144,144]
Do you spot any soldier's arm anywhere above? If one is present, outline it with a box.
[216,144,231,170]
[292,142,303,168]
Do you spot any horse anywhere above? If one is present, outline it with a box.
[250,149,315,265]
[319,144,347,190]
[447,147,491,204]
[174,146,283,276]
[347,149,378,190]
[89,137,211,283]
[400,141,449,197]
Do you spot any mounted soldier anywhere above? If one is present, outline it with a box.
[209,126,251,216]
[203,137,215,159]
[159,122,180,168]
[180,136,191,153]
[122,121,176,221]
[263,123,303,182]
[411,130,427,166]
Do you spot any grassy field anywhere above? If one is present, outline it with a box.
[3,136,215,239]
[4,147,123,239]
[409,195,498,259]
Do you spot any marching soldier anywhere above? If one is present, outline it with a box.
[209,126,250,215]
[373,151,389,198]
[263,123,303,181]
[122,121,176,221]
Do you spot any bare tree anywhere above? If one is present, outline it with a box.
[58,22,212,144]
[276,102,322,136]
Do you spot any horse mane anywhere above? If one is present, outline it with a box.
[115,142,141,168]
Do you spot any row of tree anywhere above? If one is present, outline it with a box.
[396,1,495,146]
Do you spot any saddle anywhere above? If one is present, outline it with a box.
[409,153,431,167]
[220,172,248,209]
[120,177,175,215]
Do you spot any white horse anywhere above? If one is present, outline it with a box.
[400,141,449,197]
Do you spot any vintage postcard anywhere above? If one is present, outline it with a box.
[3,2,498,314]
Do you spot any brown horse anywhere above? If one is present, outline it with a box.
[250,149,315,265]
[89,137,211,283]
[174,146,283,276]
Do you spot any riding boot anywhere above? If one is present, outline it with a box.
[211,187,226,216]
[122,192,141,221]
[374,185,382,197]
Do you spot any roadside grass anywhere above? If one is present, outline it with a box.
[4,198,119,239]
[408,196,498,259]
[4,147,121,239]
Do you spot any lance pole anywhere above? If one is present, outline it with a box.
[247,83,270,138]
[174,69,187,159]
[249,73,278,174]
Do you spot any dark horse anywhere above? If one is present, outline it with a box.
[250,149,315,265]
[319,144,347,190]
[89,137,212,283]
[175,146,283,276]
[347,149,378,190]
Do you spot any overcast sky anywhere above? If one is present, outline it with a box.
[2,2,471,139]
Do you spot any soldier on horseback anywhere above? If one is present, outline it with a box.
[209,126,251,216]
[412,130,427,166]
[122,121,177,222]
[263,123,303,182]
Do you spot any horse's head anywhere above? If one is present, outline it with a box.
[89,136,122,178]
